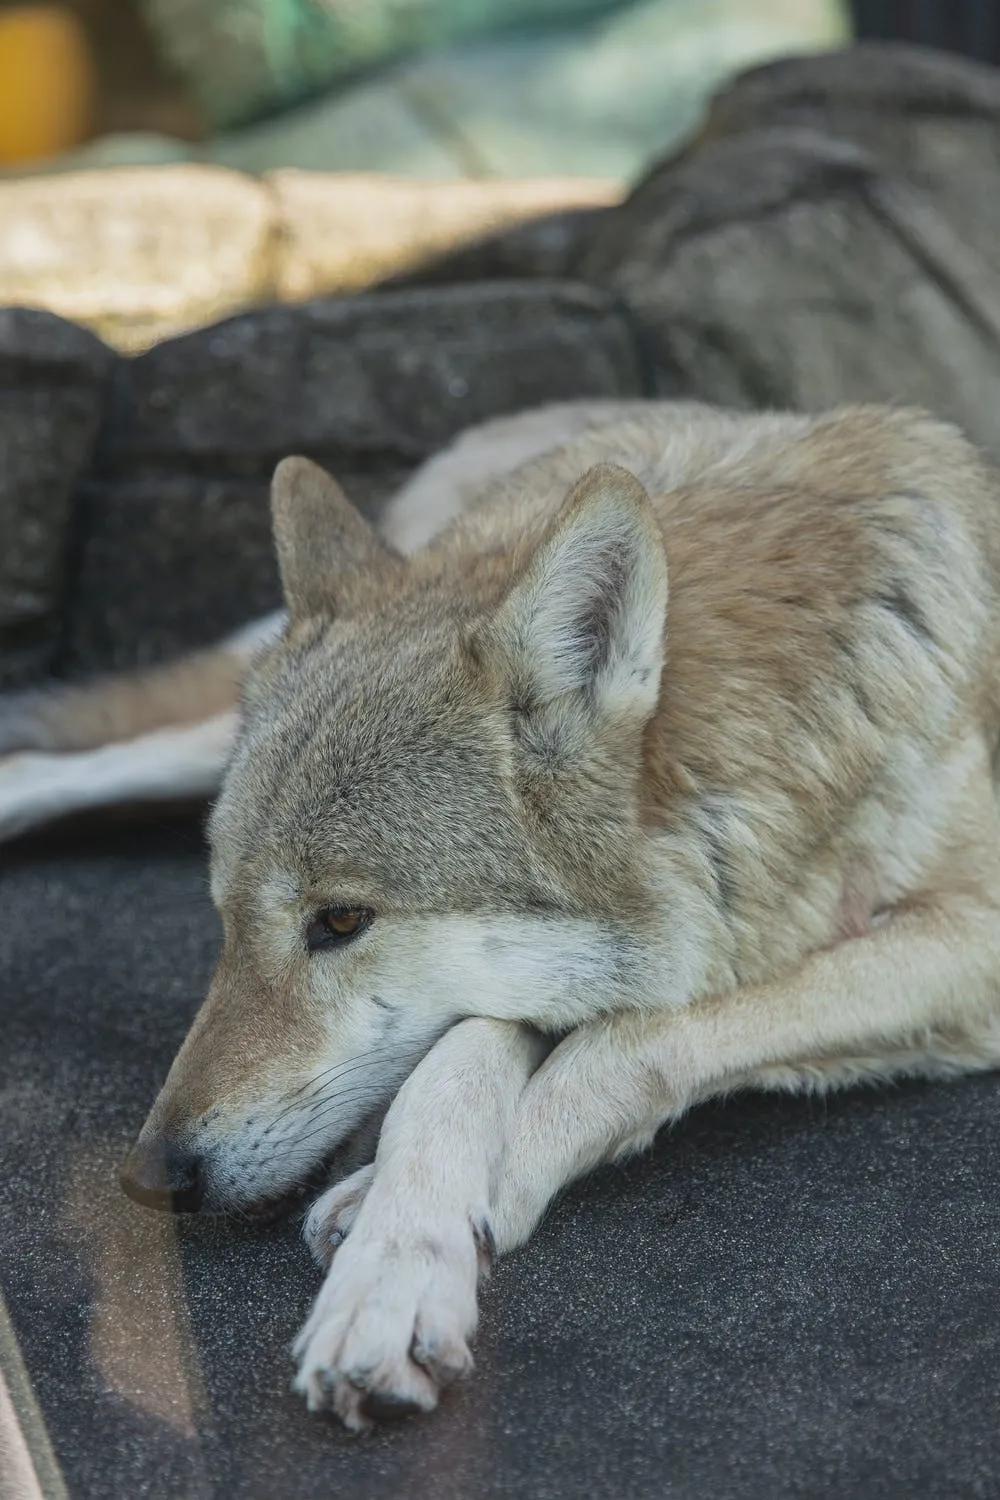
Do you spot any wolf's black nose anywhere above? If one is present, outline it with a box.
[120,1139,204,1213]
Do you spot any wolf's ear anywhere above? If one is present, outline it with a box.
[491,463,667,726]
[271,456,398,618]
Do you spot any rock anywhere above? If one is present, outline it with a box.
[62,475,283,673]
[61,281,648,673]
[0,309,115,687]
[389,207,608,288]
[700,42,1000,187]
[103,281,647,474]
[580,126,1000,450]
[693,43,1000,281]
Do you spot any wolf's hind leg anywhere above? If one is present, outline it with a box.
[0,712,237,842]
[0,611,283,757]
[0,613,283,840]
[605,1016,1000,1162]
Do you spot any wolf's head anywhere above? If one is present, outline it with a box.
[120,454,669,1214]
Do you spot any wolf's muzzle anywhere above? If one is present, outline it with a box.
[119,1138,204,1213]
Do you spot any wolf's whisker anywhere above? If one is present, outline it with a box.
[263,1091,392,1165]
[262,1083,391,1152]
[299,1046,430,1116]
[263,1043,432,1133]
[291,1039,433,1104]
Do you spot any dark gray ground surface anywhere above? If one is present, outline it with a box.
[1,815,998,1499]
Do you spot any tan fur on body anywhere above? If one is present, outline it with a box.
[4,400,1000,1430]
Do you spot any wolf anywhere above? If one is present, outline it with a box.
[3,399,1000,1431]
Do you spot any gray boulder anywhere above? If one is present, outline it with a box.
[58,283,649,674]
[0,310,115,688]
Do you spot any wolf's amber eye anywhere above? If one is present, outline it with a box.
[306,907,372,952]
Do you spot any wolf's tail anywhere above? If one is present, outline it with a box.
[0,612,283,757]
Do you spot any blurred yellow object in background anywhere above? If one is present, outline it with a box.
[0,5,94,166]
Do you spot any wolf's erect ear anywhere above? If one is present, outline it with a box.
[492,463,667,725]
[271,456,398,618]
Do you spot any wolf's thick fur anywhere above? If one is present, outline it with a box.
[5,400,1000,1430]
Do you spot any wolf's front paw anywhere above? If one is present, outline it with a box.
[303,1163,375,1269]
[292,1211,480,1431]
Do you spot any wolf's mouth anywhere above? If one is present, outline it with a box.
[230,1116,380,1224]
[238,1152,340,1224]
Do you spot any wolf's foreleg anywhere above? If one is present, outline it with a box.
[293,1018,545,1429]
[491,879,1000,1253]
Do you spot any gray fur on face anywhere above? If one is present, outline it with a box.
[212,617,535,914]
